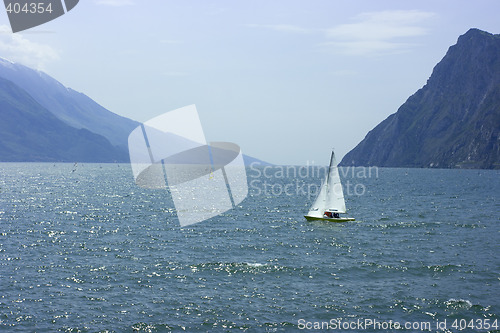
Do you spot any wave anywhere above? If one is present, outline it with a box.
[188,261,289,275]
[445,298,473,309]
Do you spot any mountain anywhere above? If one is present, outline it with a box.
[340,29,500,169]
[0,58,271,164]
[0,58,138,150]
[0,77,128,162]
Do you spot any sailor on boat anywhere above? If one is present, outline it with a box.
[323,210,340,219]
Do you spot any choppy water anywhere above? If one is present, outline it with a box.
[0,163,498,332]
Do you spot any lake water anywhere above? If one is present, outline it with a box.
[0,163,498,332]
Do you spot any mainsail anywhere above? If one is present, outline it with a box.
[306,151,346,218]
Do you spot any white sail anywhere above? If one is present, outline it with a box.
[306,151,346,217]
[325,154,347,213]
[307,180,328,217]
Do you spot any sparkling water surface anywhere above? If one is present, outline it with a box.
[0,163,498,332]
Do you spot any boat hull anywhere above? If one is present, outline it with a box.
[304,215,355,222]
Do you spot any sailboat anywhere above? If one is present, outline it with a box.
[304,150,355,222]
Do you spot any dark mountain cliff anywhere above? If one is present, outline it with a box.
[340,29,500,169]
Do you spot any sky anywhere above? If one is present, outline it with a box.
[0,0,499,165]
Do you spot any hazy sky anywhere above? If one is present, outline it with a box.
[0,0,499,165]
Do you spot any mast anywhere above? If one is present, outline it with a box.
[325,150,335,191]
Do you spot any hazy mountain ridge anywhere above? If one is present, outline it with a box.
[0,77,128,162]
[0,58,138,150]
[340,29,500,169]
[0,59,268,164]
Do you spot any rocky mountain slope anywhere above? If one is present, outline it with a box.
[341,29,500,169]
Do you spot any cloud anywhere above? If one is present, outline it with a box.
[324,10,436,55]
[0,25,59,69]
[245,10,435,56]
[95,0,134,6]
[246,24,309,34]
